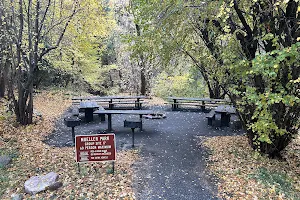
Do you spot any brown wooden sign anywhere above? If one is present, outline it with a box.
[75,134,116,163]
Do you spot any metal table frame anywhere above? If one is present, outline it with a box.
[93,109,159,132]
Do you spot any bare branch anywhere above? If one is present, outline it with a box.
[39,1,79,61]
[41,8,81,39]
[38,0,51,39]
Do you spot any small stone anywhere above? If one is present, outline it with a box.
[11,193,23,200]
[0,155,12,168]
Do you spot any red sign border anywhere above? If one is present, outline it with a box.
[75,133,116,163]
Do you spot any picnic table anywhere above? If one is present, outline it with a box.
[79,101,99,122]
[167,97,230,111]
[214,105,236,127]
[73,96,148,110]
[93,109,159,132]
[97,96,147,109]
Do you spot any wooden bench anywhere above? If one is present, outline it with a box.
[174,102,204,109]
[206,110,216,126]
[72,99,146,110]
[72,99,109,106]
[166,102,219,111]
[108,101,147,110]
[167,97,231,111]
[164,102,203,110]
[167,100,228,111]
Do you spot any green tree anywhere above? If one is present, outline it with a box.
[218,0,300,156]
[0,0,78,125]
[129,0,300,156]
[46,0,116,93]
[128,0,225,98]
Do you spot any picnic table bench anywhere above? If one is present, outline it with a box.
[72,95,148,110]
[206,105,236,127]
[167,97,230,111]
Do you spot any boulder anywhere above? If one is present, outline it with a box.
[24,172,61,195]
[0,155,12,168]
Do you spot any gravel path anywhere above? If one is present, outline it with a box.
[45,105,243,200]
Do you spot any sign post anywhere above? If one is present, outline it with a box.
[75,134,116,174]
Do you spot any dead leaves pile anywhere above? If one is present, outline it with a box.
[202,135,300,200]
[0,90,138,199]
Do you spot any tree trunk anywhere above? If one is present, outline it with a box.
[0,70,5,98]
[140,62,146,95]
[135,24,148,95]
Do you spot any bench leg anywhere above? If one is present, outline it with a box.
[139,114,143,131]
[207,115,215,126]
[201,105,205,112]
[85,108,94,122]
[99,114,105,122]
[135,101,142,110]
[221,113,230,127]
[131,128,135,148]
[108,100,113,110]
[72,127,75,145]
[107,114,113,132]
[208,118,212,126]
[109,104,114,110]
[172,104,178,111]
[172,100,178,110]
[201,101,205,111]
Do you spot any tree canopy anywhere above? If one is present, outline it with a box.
[127,0,300,156]
[0,0,299,156]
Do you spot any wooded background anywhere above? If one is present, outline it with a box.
[0,0,299,156]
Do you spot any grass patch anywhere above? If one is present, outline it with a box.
[249,167,296,198]
[0,168,9,196]
[202,135,300,199]
[0,145,19,196]
[0,148,18,159]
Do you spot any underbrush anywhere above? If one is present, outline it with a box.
[152,72,207,98]
[202,135,300,199]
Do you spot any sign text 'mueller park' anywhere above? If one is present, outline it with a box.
[75,134,116,163]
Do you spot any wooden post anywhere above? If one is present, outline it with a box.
[77,163,80,174]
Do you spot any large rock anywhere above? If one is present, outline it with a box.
[24,172,61,195]
[0,155,12,168]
